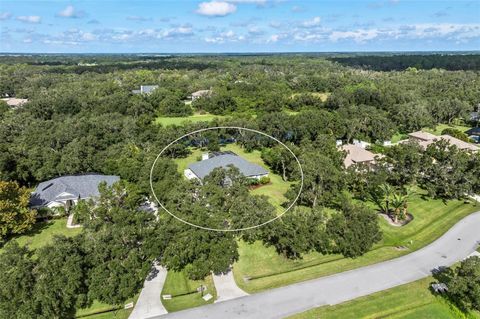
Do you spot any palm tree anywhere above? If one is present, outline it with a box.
[390,193,408,223]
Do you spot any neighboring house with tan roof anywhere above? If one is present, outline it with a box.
[1,98,28,107]
[406,130,479,152]
[190,89,212,101]
[408,131,437,142]
[339,144,377,168]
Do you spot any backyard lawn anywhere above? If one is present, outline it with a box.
[0,217,81,253]
[424,123,472,136]
[287,277,480,319]
[233,192,479,293]
[160,270,217,312]
[155,112,225,126]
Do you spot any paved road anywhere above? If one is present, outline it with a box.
[212,268,249,303]
[130,266,168,319]
[150,211,480,319]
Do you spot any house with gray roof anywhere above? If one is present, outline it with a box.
[184,152,268,181]
[132,85,159,95]
[30,174,120,209]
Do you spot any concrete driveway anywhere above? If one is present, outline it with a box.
[212,268,248,303]
[129,265,168,319]
[150,211,480,319]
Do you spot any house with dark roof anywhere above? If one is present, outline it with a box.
[132,85,159,95]
[30,174,120,209]
[184,152,268,181]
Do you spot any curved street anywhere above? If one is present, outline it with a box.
[152,211,480,319]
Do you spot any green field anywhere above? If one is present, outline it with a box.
[0,218,82,253]
[75,295,138,319]
[233,192,479,293]
[288,277,480,319]
[155,113,225,126]
[424,123,472,136]
[175,143,292,212]
[161,271,217,312]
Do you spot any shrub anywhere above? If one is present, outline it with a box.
[259,176,271,185]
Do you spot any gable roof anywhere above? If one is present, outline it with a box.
[187,154,268,179]
[340,144,376,168]
[465,127,480,136]
[30,174,120,207]
[141,85,158,94]
[1,98,28,107]
[408,131,437,141]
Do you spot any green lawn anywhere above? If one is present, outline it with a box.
[75,295,138,319]
[287,277,480,319]
[174,143,292,212]
[155,113,225,126]
[160,270,217,312]
[424,123,472,136]
[233,192,479,293]
[0,218,82,253]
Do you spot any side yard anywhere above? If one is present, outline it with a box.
[0,217,81,253]
[233,193,478,293]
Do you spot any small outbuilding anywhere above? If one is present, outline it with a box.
[132,85,159,95]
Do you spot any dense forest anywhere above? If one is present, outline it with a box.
[1,54,479,318]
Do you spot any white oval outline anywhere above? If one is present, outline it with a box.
[149,126,304,232]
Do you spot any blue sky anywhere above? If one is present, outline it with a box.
[0,0,479,53]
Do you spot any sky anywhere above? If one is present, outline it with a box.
[0,0,479,53]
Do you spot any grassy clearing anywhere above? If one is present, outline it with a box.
[0,218,82,253]
[425,123,472,136]
[155,112,225,126]
[287,277,480,319]
[160,271,216,312]
[290,92,331,102]
[233,192,478,293]
[75,295,138,319]
[174,143,292,212]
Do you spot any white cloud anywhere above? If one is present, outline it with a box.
[329,29,379,43]
[205,29,245,43]
[0,12,12,20]
[57,5,85,18]
[301,16,321,28]
[196,1,237,17]
[16,16,41,24]
[81,32,97,41]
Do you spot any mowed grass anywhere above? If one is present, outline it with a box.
[155,113,225,126]
[233,192,479,293]
[161,271,217,312]
[424,123,472,136]
[75,295,138,319]
[287,277,480,319]
[174,143,293,212]
[0,218,82,253]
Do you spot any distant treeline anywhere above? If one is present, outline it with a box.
[329,54,480,71]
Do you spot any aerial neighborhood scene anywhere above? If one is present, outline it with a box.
[1,1,480,319]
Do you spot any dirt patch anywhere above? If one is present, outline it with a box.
[248,182,272,190]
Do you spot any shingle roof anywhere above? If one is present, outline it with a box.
[30,174,120,207]
[187,155,268,179]
[465,127,480,136]
[408,131,437,141]
[141,85,158,94]
[339,144,376,168]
